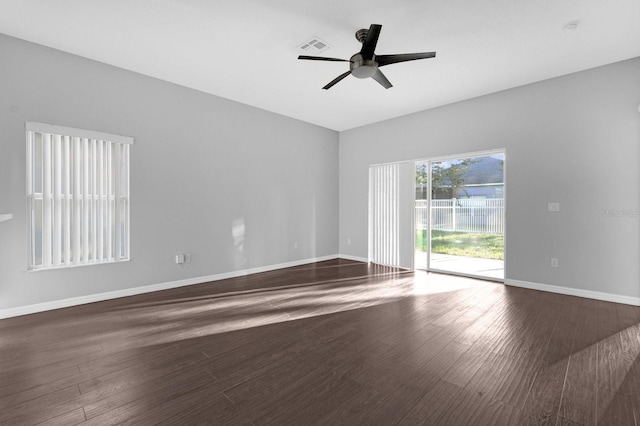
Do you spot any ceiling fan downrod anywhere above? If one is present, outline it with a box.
[355,28,369,44]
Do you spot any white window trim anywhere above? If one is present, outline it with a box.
[26,122,133,271]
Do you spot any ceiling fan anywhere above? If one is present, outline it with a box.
[298,24,436,90]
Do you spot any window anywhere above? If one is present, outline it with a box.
[26,122,133,270]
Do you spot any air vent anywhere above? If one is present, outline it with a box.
[299,36,330,53]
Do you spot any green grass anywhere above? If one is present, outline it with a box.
[416,230,504,260]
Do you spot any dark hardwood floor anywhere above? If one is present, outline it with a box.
[1,259,640,425]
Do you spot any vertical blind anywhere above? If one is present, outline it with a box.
[369,163,400,267]
[26,122,133,270]
[368,162,415,269]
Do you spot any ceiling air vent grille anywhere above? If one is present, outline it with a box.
[299,36,330,53]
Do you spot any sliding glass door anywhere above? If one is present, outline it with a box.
[415,151,505,280]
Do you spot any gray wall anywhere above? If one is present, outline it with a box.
[1,31,638,312]
[339,58,640,298]
[0,34,339,310]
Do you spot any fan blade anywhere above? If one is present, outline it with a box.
[360,24,382,59]
[376,52,436,67]
[298,55,350,62]
[371,69,392,89]
[323,71,352,90]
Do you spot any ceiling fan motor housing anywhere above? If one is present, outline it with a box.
[350,53,378,79]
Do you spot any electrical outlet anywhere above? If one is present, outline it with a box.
[551,258,558,267]
[294,242,299,249]
[548,202,560,212]
[184,253,191,263]
[347,238,352,245]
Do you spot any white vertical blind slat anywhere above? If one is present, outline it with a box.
[53,134,62,266]
[379,166,382,264]
[124,144,130,259]
[72,137,81,264]
[393,164,399,265]
[385,165,391,265]
[42,133,52,268]
[91,138,97,262]
[373,167,377,263]
[27,132,35,267]
[391,164,397,265]
[376,168,381,263]
[63,136,71,265]
[97,139,104,262]
[114,143,121,260]
[383,165,388,264]
[106,142,113,260]
[27,133,32,265]
[375,167,380,264]
[83,138,90,263]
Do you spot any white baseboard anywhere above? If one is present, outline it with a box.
[10,257,634,319]
[505,279,640,306]
[0,254,342,319]
[338,254,369,263]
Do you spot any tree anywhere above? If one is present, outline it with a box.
[416,158,477,199]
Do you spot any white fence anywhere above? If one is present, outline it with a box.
[416,198,504,234]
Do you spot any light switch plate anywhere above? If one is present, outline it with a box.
[548,202,560,212]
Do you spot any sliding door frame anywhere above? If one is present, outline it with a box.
[415,148,507,282]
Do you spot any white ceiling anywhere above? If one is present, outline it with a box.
[1,0,639,131]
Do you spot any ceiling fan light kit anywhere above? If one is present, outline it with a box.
[298,24,436,90]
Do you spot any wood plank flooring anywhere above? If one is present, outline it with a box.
[1,259,640,425]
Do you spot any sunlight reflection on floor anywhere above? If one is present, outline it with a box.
[116,270,495,347]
